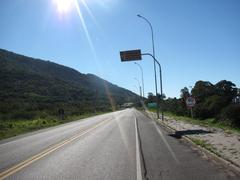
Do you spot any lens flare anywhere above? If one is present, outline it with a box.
[53,0,74,14]
[53,0,116,110]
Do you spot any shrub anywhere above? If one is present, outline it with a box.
[11,111,36,120]
[218,104,240,127]
[193,104,211,119]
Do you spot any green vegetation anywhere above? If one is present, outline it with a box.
[164,111,240,133]
[0,49,139,139]
[0,118,59,140]
[147,80,240,129]
[191,138,216,153]
[148,107,240,133]
[0,48,138,118]
[0,111,108,140]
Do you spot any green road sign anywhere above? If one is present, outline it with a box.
[147,102,157,108]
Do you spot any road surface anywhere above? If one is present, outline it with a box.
[0,108,239,180]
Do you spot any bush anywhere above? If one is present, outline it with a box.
[193,104,211,119]
[203,95,224,117]
[11,111,36,120]
[218,104,240,127]
[39,112,48,119]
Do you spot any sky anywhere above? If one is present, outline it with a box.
[0,0,239,98]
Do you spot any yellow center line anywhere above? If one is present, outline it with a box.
[0,118,111,179]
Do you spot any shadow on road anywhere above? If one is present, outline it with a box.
[169,129,212,139]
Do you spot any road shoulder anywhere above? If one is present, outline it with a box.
[145,110,240,175]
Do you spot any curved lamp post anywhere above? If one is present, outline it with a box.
[134,62,144,98]
[134,77,142,98]
[137,14,159,119]
[141,53,164,121]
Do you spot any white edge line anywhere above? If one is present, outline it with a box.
[135,116,143,180]
[153,122,180,164]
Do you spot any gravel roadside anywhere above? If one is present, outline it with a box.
[146,111,240,169]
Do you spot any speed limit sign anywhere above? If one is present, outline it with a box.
[186,97,196,107]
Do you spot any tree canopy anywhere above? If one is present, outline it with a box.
[150,80,240,128]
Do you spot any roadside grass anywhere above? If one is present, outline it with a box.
[0,111,109,140]
[148,108,157,113]
[148,108,240,134]
[164,111,240,134]
[191,138,216,153]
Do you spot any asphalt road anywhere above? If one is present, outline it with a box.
[0,108,239,180]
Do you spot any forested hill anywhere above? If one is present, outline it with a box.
[0,49,138,120]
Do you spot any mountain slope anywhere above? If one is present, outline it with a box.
[0,49,138,120]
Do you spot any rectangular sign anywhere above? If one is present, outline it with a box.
[147,102,157,108]
[120,49,142,61]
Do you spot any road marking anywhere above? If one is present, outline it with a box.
[135,117,143,180]
[0,119,111,180]
[153,122,180,164]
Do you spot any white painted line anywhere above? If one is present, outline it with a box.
[135,117,143,180]
[153,122,180,164]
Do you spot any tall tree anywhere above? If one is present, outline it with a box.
[191,81,215,103]
[180,87,190,100]
[215,80,237,104]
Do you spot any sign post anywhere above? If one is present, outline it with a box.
[119,50,162,120]
[186,97,196,119]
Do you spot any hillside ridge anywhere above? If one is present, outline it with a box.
[0,48,138,120]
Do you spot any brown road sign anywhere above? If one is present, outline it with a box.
[120,49,142,61]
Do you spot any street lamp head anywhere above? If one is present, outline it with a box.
[137,14,142,18]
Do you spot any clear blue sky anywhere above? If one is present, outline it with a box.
[0,0,239,98]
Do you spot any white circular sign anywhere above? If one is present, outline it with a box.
[186,97,196,107]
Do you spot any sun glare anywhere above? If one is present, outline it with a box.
[53,0,74,14]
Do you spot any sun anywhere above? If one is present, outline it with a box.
[53,0,74,14]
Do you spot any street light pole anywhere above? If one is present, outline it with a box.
[134,62,144,98]
[137,14,159,119]
[142,53,164,121]
[159,61,164,121]
[134,77,142,98]
[137,15,156,58]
